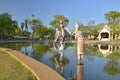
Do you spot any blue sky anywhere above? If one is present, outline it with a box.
[0,0,120,30]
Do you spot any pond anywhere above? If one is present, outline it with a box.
[0,42,120,80]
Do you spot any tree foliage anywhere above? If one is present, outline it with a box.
[29,18,42,31]
[24,18,29,31]
[105,11,120,27]
[21,22,24,30]
[87,20,95,28]
[0,12,18,35]
[105,11,120,40]
[34,25,48,38]
[49,15,69,29]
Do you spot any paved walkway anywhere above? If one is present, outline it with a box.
[0,48,65,80]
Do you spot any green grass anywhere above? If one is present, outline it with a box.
[0,50,37,80]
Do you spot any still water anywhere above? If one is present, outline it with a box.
[0,42,120,80]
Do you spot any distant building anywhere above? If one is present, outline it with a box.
[97,25,110,41]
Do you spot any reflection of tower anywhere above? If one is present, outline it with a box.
[75,62,83,80]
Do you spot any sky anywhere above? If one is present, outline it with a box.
[0,0,120,30]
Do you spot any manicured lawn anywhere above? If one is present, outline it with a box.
[0,50,37,80]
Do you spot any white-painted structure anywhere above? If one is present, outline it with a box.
[98,25,110,41]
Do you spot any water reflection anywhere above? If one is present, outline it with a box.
[1,43,120,80]
[51,42,70,77]
[50,50,69,76]
[104,57,120,75]
[93,44,120,57]
[0,43,51,60]
[0,43,30,51]
[85,43,120,76]
[97,44,120,75]
[75,63,83,80]
[52,40,84,80]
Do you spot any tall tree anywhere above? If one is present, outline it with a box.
[29,18,42,31]
[34,25,48,39]
[21,22,24,30]
[86,20,96,39]
[87,20,95,28]
[29,16,42,38]
[49,15,69,29]
[24,18,29,31]
[105,11,120,41]
[0,12,18,35]
[11,20,18,35]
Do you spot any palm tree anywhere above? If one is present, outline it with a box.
[24,19,29,31]
[21,22,24,30]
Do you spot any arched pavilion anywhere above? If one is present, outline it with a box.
[97,25,110,41]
